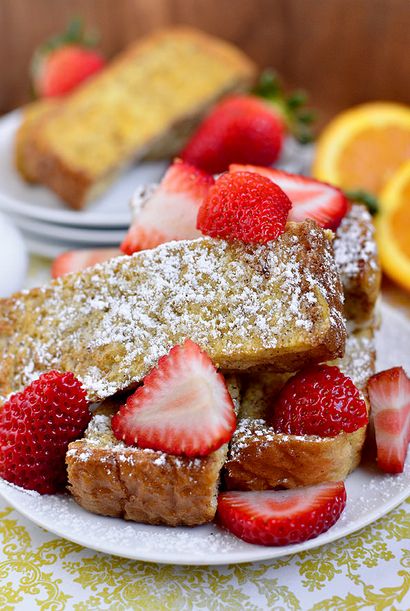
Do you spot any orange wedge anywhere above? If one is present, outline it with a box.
[313,102,410,195]
[376,160,410,291]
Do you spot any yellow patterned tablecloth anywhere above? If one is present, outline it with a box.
[1,498,409,610]
[0,257,409,611]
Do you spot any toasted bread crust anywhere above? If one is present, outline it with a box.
[224,328,376,490]
[224,420,366,490]
[67,438,228,526]
[18,27,257,209]
[0,224,346,403]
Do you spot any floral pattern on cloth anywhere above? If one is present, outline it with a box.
[0,497,409,611]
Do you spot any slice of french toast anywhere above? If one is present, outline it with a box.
[334,204,381,328]
[66,378,240,526]
[0,222,346,403]
[17,27,256,209]
[224,327,376,491]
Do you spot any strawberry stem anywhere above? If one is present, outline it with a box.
[344,189,379,215]
[254,69,316,144]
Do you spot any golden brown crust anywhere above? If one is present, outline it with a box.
[19,27,257,209]
[67,439,227,526]
[14,99,58,182]
[0,225,346,403]
[224,422,366,490]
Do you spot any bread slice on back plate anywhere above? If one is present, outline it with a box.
[0,222,346,403]
[224,327,376,491]
[16,27,256,209]
[334,204,381,328]
[66,378,241,526]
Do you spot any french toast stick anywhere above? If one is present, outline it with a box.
[334,204,381,327]
[0,223,345,403]
[66,378,240,525]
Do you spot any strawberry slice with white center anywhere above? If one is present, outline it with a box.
[51,247,121,278]
[230,164,348,229]
[121,160,214,255]
[368,367,410,474]
[111,339,236,456]
[217,482,347,546]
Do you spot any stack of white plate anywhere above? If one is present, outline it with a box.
[0,111,168,257]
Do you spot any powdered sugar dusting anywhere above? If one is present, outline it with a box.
[334,204,379,285]
[1,225,345,402]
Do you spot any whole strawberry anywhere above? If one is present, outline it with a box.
[0,370,90,494]
[181,71,314,174]
[270,364,368,437]
[182,95,284,174]
[32,18,105,98]
[197,171,292,244]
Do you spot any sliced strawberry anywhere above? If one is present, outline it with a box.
[111,339,236,456]
[368,367,410,474]
[121,160,214,255]
[217,482,346,546]
[230,164,348,229]
[51,247,121,278]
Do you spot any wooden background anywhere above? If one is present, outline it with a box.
[0,0,409,125]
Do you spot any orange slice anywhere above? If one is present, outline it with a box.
[313,103,410,195]
[376,160,410,291]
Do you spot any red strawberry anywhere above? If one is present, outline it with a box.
[270,365,368,437]
[51,248,120,278]
[181,95,285,174]
[31,19,105,98]
[230,165,348,230]
[0,371,90,494]
[121,160,214,255]
[217,482,347,546]
[112,339,236,456]
[368,367,410,474]
[197,171,291,244]
[34,45,105,97]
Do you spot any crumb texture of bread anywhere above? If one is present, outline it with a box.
[224,327,375,491]
[66,378,240,526]
[19,27,257,208]
[334,204,381,326]
[0,223,346,403]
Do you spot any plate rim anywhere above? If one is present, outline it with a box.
[0,110,133,228]
[0,463,409,566]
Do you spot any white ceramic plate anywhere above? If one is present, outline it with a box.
[0,302,409,565]
[0,212,28,296]
[0,111,168,228]
[8,213,126,244]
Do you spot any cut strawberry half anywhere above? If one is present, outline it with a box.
[217,482,347,546]
[51,247,121,278]
[368,367,410,474]
[230,164,348,230]
[121,160,214,255]
[111,339,236,456]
